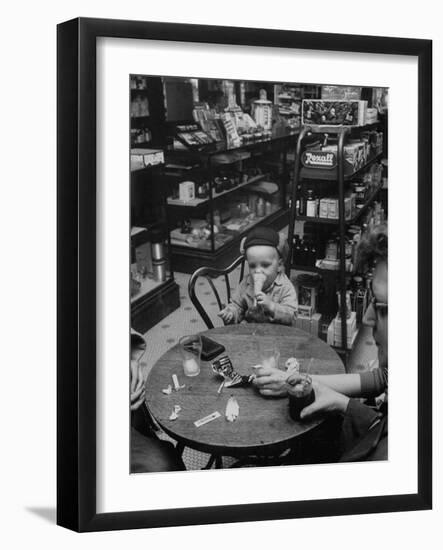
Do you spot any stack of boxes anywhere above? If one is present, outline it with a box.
[293,275,322,337]
[327,311,358,349]
[318,195,355,220]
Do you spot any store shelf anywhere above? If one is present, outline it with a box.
[293,184,382,225]
[171,208,288,273]
[295,215,342,225]
[290,264,339,277]
[171,206,280,250]
[350,184,383,223]
[300,152,383,181]
[166,174,267,207]
[131,277,168,304]
[131,141,152,147]
[130,222,165,245]
[302,122,381,134]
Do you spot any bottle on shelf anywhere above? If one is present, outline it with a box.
[213,209,221,230]
[292,235,300,265]
[352,276,367,324]
[302,239,310,266]
[309,240,318,267]
[306,189,317,217]
[295,184,302,215]
[256,197,265,217]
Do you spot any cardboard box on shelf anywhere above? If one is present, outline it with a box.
[295,313,322,336]
[179,181,195,202]
[327,312,358,348]
[130,148,164,171]
[310,313,322,337]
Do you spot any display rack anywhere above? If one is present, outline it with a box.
[287,123,385,354]
[165,129,298,273]
[130,163,180,333]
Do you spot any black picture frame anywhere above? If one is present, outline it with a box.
[57,17,432,532]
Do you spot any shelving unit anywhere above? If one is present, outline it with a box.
[130,153,180,334]
[165,129,298,273]
[287,123,385,354]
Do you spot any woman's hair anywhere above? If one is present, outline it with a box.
[356,223,388,273]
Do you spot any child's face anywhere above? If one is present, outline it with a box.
[246,245,281,290]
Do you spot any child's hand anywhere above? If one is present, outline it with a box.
[218,307,235,324]
[256,292,275,316]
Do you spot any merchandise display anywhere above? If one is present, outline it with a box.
[302,99,368,126]
[130,148,164,171]
[288,115,387,350]
[128,75,388,338]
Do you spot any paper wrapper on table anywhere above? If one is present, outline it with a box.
[212,356,251,388]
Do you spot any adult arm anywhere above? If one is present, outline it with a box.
[312,365,387,399]
[310,373,362,397]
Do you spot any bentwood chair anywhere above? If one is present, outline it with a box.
[188,255,246,329]
[187,256,299,469]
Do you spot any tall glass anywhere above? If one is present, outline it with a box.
[258,340,280,370]
[288,373,315,421]
[179,335,202,377]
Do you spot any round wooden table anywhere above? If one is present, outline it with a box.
[145,324,344,466]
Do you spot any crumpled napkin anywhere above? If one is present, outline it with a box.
[169,405,182,421]
[225,396,239,422]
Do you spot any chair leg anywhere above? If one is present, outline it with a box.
[176,441,185,457]
[203,454,223,469]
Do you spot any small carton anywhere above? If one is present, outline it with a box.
[319,198,329,218]
[301,317,312,333]
[310,313,322,336]
[179,181,195,202]
[130,148,164,171]
[328,199,339,219]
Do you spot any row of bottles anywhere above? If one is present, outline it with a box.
[292,235,318,267]
[294,163,384,220]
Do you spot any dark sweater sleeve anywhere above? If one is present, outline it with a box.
[359,365,388,398]
[339,399,387,462]
[344,398,380,433]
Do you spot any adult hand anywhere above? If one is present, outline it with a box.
[287,373,350,419]
[130,374,146,411]
[130,359,146,410]
[253,364,289,397]
[130,359,144,392]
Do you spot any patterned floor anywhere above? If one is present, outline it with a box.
[140,266,378,470]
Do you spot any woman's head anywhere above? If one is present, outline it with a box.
[357,224,388,364]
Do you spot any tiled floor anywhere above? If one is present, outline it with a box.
[139,262,378,470]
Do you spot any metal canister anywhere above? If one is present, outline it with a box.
[152,259,167,282]
[151,241,165,261]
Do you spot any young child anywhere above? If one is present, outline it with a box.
[218,227,298,325]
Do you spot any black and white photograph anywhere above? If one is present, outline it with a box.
[129,75,389,473]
